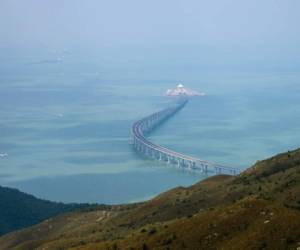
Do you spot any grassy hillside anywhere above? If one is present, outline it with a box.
[0,185,92,236]
[0,148,300,250]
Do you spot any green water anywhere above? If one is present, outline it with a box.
[1,51,300,203]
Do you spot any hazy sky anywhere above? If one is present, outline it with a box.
[0,0,300,67]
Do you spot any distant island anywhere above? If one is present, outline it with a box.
[1,148,299,250]
[166,84,205,96]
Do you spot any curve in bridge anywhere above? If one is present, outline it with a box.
[132,97,239,175]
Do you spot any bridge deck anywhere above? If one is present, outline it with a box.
[132,98,239,175]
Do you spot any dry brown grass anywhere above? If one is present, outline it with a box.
[1,148,300,250]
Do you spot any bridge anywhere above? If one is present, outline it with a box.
[132,97,239,175]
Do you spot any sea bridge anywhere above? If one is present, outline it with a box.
[132,97,239,175]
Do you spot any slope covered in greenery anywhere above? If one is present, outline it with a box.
[0,148,300,249]
[0,185,90,236]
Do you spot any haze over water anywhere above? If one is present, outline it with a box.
[1,0,300,203]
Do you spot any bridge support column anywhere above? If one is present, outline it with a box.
[151,149,154,158]
[150,149,154,158]
[192,162,196,169]
[153,150,157,159]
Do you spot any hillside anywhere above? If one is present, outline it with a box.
[0,148,300,250]
[0,185,92,236]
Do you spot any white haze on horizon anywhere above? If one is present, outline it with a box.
[0,0,299,71]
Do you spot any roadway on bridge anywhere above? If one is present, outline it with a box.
[132,98,238,175]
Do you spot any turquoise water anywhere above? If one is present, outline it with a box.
[1,51,300,203]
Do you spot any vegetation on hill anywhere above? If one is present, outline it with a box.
[0,148,300,249]
[0,185,92,236]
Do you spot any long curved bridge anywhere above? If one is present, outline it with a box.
[132,97,239,175]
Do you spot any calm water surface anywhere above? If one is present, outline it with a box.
[1,51,300,203]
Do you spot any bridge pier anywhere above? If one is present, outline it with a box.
[159,152,163,161]
[192,161,196,169]
[153,150,158,159]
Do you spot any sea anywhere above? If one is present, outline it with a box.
[1,49,300,204]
